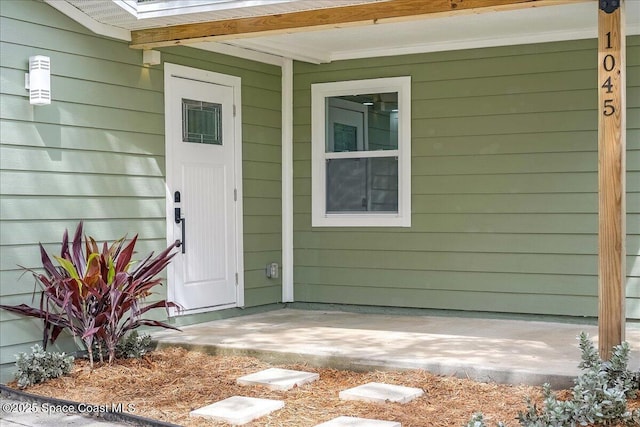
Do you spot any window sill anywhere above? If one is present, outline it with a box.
[312,213,411,228]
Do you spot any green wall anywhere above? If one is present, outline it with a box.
[0,0,282,379]
[292,38,640,318]
[1,0,639,385]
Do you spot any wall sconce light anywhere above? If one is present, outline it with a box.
[143,50,161,66]
[25,55,51,105]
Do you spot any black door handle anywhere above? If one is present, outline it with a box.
[174,191,184,253]
[177,218,185,254]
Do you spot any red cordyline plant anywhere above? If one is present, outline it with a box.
[0,222,181,367]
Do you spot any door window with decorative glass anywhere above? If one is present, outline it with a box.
[182,99,222,145]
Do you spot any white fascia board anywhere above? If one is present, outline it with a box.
[44,1,131,41]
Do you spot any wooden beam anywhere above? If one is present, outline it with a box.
[597,0,626,360]
[130,0,584,49]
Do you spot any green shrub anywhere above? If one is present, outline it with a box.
[465,413,488,427]
[464,332,640,427]
[116,331,152,359]
[517,384,578,427]
[572,334,637,425]
[465,413,507,427]
[15,344,74,389]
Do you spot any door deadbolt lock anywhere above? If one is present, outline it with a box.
[174,191,185,253]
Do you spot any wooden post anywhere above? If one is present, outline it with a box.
[598,0,626,360]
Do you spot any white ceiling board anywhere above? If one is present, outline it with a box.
[222,2,640,62]
[55,1,640,63]
[224,37,332,63]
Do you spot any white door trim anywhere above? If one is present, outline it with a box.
[164,62,244,314]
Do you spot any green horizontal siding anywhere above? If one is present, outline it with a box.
[244,214,281,232]
[243,250,282,271]
[1,120,165,154]
[295,193,640,214]
[0,198,165,223]
[295,267,598,295]
[0,171,167,197]
[0,145,165,176]
[294,284,603,317]
[294,249,601,276]
[0,0,282,374]
[243,142,282,163]
[293,36,640,318]
[294,232,598,254]
[0,219,166,246]
[0,94,164,133]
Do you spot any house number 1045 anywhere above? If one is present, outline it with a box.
[601,31,616,117]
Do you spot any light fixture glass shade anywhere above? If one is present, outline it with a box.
[29,55,51,105]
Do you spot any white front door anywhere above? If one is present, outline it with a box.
[165,64,243,314]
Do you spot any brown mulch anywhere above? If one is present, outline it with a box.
[8,347,639,427]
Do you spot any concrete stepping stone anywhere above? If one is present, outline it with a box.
[315,416,401,426]
[237,367,319,390]
[339,382,424,404]
[190,396,284,425]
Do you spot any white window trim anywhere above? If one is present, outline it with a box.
[311,76,411,227]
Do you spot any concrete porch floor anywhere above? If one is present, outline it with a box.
[152,308,640,389]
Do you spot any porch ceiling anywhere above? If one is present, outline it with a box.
[52,0,640,63]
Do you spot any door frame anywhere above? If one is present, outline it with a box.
[164,62,245,315]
